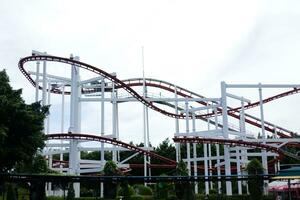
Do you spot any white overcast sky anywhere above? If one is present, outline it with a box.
[1,0,300,146]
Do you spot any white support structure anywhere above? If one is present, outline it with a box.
[112,82,117,162]
[221,81,232,195]
[100,76,105,198]
[204,103,210,195]
[175,87,180,162]
[69,55,81,197]
[258,84,269,195]
[192,113,198,194]
[214,107,222,194]
[185,99,191,176]
[35,62,40,102]
[24,51,300,198]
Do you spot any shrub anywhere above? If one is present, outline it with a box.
[246,159,263,200]
[6,184,17,200]
[134,184,153,196]
[103,161,121,199]
[118,182,135,200]
[130,195,144,200]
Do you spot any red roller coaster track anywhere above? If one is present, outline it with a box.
[173,136,284,158]
[47,133,285,172]
[47,133,176,165]
[18,55,300,171]
[18,55,298,138]
[122,78,297,138]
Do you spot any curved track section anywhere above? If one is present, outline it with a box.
[19,56,297,137]
[123,78,297,138]
[19,55,186,119]
[47,133,176,165]
[173,137,284,159]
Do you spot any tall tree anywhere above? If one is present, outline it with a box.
[0,70,48,172]
[247,158,264,200]
[103,160,121,198]
[174,160,195,200]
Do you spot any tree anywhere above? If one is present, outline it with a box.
[16,154,50,200]
[0,70,48,172]
[153,138,176,162]
[152,138,176,175]
[174,160,195,200]
[6,184,17,200]
[119,181,135,200]
[247,158,264,200]
[103,160,121,199]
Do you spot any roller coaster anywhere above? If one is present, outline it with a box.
[18,50,300,197]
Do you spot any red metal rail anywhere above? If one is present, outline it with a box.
[123,79,297,138]
[47,133,176,165]
[19,56,298,138]
[173,136,284,159]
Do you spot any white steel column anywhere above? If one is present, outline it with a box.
[274,126,278,173]
[204,143,209,195]
[69,55,81,197]
[236,148,242,195]
[42,58,47,106]
[207,104,213,190]
[236,99,245,195]
[100,77,105,198]
[175,86,180,162]
[47,82,52,194]
[116,102,120,161]
[185,99,191,176]
[214,107,221,194]
[112,82,117,162]
[192,113,198,194]
[35,61,40,102]
[208,144,213,189]
[204,105,210,195]
[258,84,268,195]
[221,81,232,195]
[146,105,151,178]
[240,99,248,193]
[60,85,65,171]
[47,83,51,134]
[142,47,150,183]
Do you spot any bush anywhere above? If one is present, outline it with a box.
[118,182,135,199]
[130,195,144,200]
[134,184,153,196]
[246,159,263,200]
[6,184,17,200]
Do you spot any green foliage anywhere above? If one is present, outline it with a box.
[153,138,176,162]
[133,184,153,196]
[6,184,17,200]
[154,174,173,199]
[118,181,135,200]
[67,184,75,200]
[246,159,264,200]
[129,195,144,200]
[103,160,121,199]
[0,70,48,172]
[174,160,195,199]
[103,160,120,176]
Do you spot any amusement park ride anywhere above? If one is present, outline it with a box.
[18,50,300,197]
